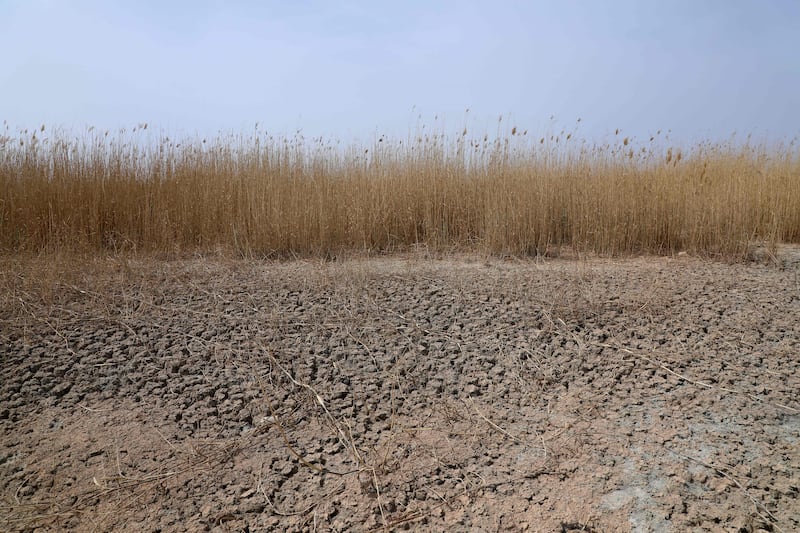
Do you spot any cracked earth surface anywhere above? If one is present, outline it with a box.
[1,251,799,532]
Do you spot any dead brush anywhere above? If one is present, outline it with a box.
[1,125,798,260]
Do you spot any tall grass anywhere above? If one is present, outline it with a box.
[1,123,798,258]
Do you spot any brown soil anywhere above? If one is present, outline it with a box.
[1,251,799,532]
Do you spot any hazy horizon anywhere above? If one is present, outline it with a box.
[2,1,799,144]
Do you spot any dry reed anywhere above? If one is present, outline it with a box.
[1,123,798,258]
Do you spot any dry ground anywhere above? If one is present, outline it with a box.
[1,250,799,532]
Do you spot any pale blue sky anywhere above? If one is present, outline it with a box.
[1,0,798,142]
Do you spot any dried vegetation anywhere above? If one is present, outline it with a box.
[1,122,798,259]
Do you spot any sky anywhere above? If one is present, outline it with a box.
[1,0,799,143]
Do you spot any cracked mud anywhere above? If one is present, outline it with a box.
[1,252,799,532]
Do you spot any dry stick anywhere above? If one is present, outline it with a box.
[464,398,521,444]
[152,427,179,453]
[364,505,442,533]
[75,403,114,413]
[370,466,389,532]
[668,449,785,533]
[259,390,324,475]
[260,345,361,464]
[346,328,381,370]
[15,297,79,357]
[0,510,77,528]
[255,311,430,531]
[252,343,398,526]
[249,350,359,476]
[596,341,799,414]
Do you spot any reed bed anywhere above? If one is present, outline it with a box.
[1,123,798,258]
